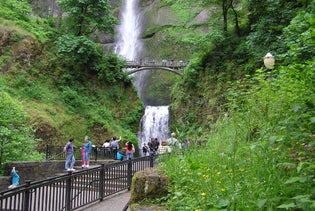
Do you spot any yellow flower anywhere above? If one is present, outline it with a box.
[201,192,206,197]
[221,188,226,192]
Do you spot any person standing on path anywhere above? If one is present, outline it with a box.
[64,138,75,171]
[83,136,93,168]
[148,137,159,155]
[111,136,121,159]
[142,143,150,156]
[125,141,135,160]
[167,132,181,150]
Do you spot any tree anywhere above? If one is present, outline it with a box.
[246,0,304,59]
[0,92,43,170]
[222,0,241,36]
[58,0,118,36]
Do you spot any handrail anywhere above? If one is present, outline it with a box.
[0,156,157,211]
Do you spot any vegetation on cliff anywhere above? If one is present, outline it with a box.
[0,0,143,171]
[0,0,314,209]
[155,0,315,210]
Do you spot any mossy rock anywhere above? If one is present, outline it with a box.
[130,167,169,203]
[130,204,170,211]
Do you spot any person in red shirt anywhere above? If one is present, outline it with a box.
[125,141,135,160]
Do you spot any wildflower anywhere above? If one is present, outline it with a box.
[203,174,209,179]
[221,188,226,192]
[201,192,206,197]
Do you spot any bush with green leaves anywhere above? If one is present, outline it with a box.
[58,0,118,36]
[56,35,103,73]
[159,58,315,210]
[96,53,131,84]
[0,91,44,171]
[0,0,51,40]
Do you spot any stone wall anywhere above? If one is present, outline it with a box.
[1,160,115,192]
[1,160,65,191]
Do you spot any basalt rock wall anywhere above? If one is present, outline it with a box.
[27,0,211,61]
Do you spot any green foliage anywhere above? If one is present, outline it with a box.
[0,0,52,40]
[281,10,315,64]
[0,91,44,170]
[56,35,103,73]
[11,75,43,100]
[246,0,304,60]
[169,0,202,22]
[0,0,32,21]
[96,53,131,84]
[160,59,315,210]
[162,2,315,210]
[58,0,118,36]
[61,86,87,113]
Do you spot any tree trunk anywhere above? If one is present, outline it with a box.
[231,3,241,36]
[222,0,229,32]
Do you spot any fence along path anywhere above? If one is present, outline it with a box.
[0,156,155,211]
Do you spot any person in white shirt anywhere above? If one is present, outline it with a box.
[167,132,181,149]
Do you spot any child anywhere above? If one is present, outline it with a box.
[8,167,20,189]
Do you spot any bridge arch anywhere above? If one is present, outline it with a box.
[126,67,183,76]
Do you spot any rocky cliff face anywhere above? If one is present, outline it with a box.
[139,0,212,60]
[0,27,42,73]
[27,0,212,61]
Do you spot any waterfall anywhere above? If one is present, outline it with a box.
[114,0,170,150]
[138,106,170,146]
[114,0,142,60]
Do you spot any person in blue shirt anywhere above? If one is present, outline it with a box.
[64,138,75,171]
[8,167,20,189]
[82,136,92,168]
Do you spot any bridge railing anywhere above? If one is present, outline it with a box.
[0,156,156,211]
[126,60,189,68]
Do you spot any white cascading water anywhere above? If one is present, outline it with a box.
[114,0,170,151]
[138,106,170,146]
[114,0,142,61]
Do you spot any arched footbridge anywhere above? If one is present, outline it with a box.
[125,60,188,76]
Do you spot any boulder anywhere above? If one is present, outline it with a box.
[130,167,169,203]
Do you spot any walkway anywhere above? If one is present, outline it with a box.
[77,190,130,211]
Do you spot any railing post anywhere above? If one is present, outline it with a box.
[23,180,31,211]
[45,145,49,160]
[127,160,132,191]
[65,172,72,211]
[99,164,105,201]
[94,146,98,161]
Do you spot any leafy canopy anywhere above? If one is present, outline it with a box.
[58,0,118,36]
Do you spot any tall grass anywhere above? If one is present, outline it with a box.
[159,61,315,210]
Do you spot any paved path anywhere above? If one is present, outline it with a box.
[77,190,130,211]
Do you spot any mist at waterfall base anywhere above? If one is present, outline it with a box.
[114,0,171,151]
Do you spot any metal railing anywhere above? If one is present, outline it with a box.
[0,156,156,211]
